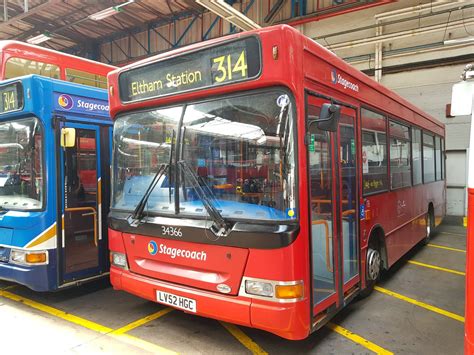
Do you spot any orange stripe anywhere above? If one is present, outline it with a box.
[26,224,56,248]
[98,177,102,205]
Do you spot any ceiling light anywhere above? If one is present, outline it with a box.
[27,32,52,45]
[444,36,474,45]
[195,0,260,31]
[88,0,135,21]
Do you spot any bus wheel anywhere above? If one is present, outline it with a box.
[360,241,381,298]
[423,209,434,245]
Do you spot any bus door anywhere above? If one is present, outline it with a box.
[59,122,104,283]
[306,92,359,320]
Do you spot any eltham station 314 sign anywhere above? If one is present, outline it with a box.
[118,36,261,103]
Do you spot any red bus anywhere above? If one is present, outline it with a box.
[107,25,446,340]
[0,40,115,87]
[451,65,473,353]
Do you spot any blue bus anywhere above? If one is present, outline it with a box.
[0,75,112,291]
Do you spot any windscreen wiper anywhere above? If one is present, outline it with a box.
[128,163,168,227]
[177,160,231,237]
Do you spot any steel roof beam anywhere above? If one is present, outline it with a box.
[0,0,59,29]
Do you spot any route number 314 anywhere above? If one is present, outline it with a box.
[212,50,248,83]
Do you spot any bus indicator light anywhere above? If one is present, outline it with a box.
[25,252,47,264]
[366,209,372,221]
[275,283,304,300]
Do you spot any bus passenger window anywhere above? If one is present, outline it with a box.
[441,138,445,180]
[66,68,107,89]
[361,108,388,195]
[423,133,435,183]
[412,128,422,185]
[435,136,442,181]
[389,121,411,189]
[5,57,59,79]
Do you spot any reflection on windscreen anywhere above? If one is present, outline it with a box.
[112,90,297,222]
[0,117,43,210]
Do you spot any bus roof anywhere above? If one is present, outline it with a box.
[0,74,111,124]
[0,40,115,75]
[108,25,443,133]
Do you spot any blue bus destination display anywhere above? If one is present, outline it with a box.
[119,36,261,103]
[0,82,23,114]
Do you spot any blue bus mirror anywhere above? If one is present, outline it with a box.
[60,128,76,148]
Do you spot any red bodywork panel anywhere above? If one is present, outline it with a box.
[466,188,474,354]
[122,232,249,295]
[109,228,311,340]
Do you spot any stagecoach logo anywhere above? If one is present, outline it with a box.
[58,94,74,110]
[148,240,158,255]
[331,69,360,92]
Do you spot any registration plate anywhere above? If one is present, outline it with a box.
[156,291,197,313]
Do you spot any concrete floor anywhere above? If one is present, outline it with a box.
[0,223,465,354]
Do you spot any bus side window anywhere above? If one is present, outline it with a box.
[389,120,411,189]
[441,138,445,180]
[66,68,107,89]
[435,135,442,181]
[412,128,423,185]
[4,57,59,79]
[361,108,388,195]
[423,132,435,183]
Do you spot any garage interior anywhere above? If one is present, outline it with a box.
[0,0,471,353]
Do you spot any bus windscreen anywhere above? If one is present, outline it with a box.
[118,36,261,103]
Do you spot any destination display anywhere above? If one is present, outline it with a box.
[0,82,23,114]
[119,36,261,103]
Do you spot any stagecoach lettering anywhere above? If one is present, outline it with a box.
[158,244,207,261]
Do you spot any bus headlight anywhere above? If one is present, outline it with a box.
[245,280,274,297]
[10,249,48,265]
[111,252,128,269]
[241,277,304,302]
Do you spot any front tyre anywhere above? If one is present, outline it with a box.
[359,242,382,298]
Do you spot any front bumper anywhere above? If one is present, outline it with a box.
[0,250,57,291]
[110,266,310,340]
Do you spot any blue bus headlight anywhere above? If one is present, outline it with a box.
[10,249,48,265]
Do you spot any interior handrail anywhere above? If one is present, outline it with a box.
[65,207,98,247]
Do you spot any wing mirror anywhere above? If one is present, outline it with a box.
[307,103,341,134]
[316,103,340,132]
